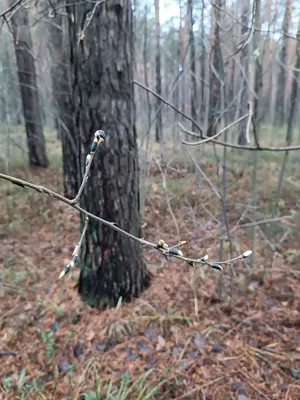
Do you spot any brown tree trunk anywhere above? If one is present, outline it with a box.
[154,0,162,143]
[207,0,225,137]
[143,6,151,134]
[9,2,48,168]
[274,28,300,214]
[61,0,150,308]
[275,0,292,126]
[188,0,197,130]
[262,0,272,122]
[238,0,250,144]
[180,10,187,118]
[47,12,79,198]
[200,0,205,117]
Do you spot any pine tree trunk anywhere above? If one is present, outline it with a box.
[10,3,48,168]
[62,0,150,308]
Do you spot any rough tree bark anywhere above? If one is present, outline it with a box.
[9,2,48,167]
[62,0,150,308]
[154,0,162,143]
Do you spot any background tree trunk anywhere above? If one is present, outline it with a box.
[9,1,48,168]
[188,0,197,130]
[275,0,292,126]
[154,0,162,143]
[238,0,250,145]
[207,0,225,137]
[47,12,78,198]
[273,27,300,215]
[200,0,205,119]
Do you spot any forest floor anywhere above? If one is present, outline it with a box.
[0,138,300,400]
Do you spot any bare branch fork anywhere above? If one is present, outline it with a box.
[181,113,249,146]
[179,120,300,152]
[0,131,252,280]
[133,80,203,135]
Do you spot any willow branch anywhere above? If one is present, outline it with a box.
[0,173,252,273]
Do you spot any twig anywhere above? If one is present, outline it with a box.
[0,130,252,276]
[229,214,294,234]
[221,312,261,340]
[77,0,106,43]
[239,370,272,399]
[255,224,276,252]
[280,228,291,243]
[285,178,300,189]
[174,375,226,399]
[133,80,203,135]
[186,148,221,199]
[70,130,105,204]
[0,171,252,273]
[245,101,253,144]
[153,156,180,238]
[0,342,19,356]
[285,379,300,400]
[181,113,249,146]
[179,124,300,151]
[0,0,23,17]
[59,216,89,279]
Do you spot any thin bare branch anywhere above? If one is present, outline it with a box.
[186,148,221,199]
[70,130,105,204]
[0,0,23,18]
[153,156,180,238]
[181,113,249,146]
[0,170,252,272]
[179,124,300,151]
[59,217,89,278]
[133,80,203,135]
[228,215,295,235]
[77,0,106,43]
